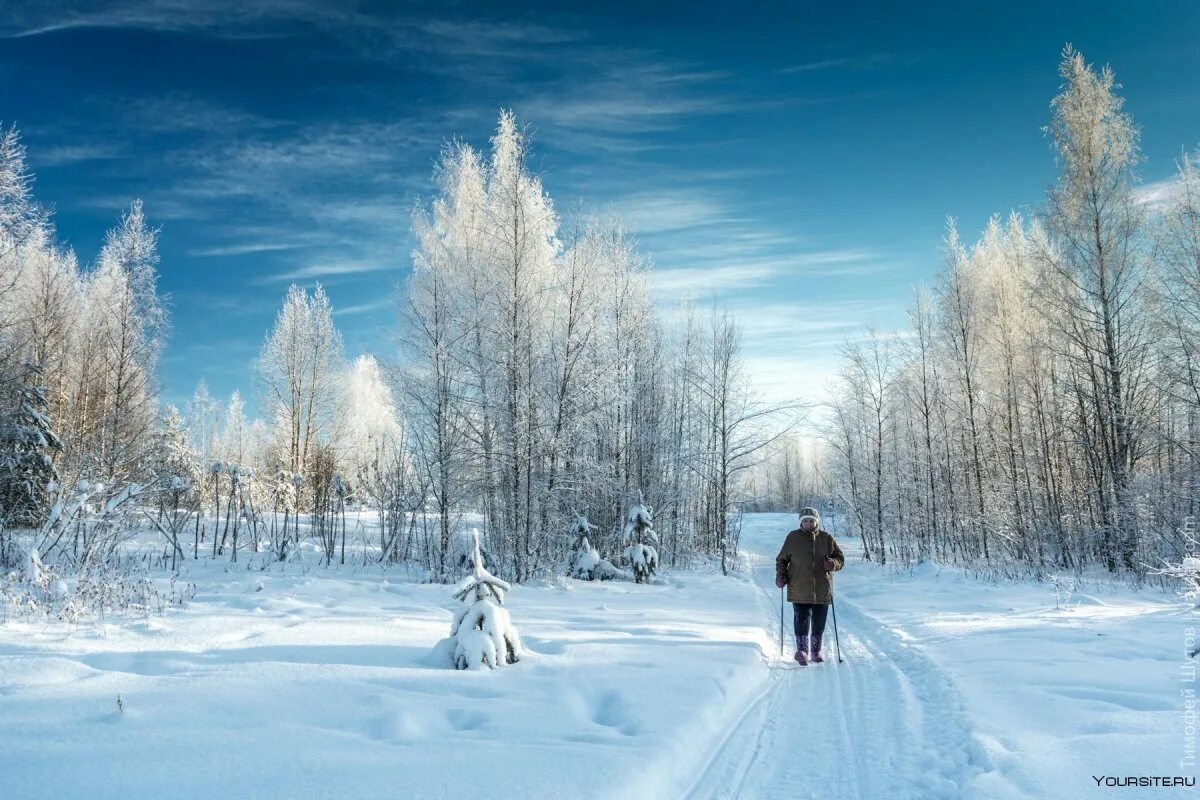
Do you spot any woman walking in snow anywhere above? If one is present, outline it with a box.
[775,507,845,665]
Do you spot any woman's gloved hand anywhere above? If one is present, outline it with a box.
[775,576,786,589]
[822,557,836,571]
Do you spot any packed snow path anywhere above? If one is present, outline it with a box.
[686,523,989,800]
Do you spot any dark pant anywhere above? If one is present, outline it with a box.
[792,602,829,644]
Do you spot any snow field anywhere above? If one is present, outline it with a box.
[1,512,1191,799]
[0,540,769,799]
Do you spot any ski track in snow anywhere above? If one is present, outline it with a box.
[685,543,992,800]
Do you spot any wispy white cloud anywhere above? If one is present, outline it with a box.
[188,241,304,257]
[1,1,584,67]
[5,2,920,414]
[1,0,325,39]
[646,249,892,299]
[261,258,398,284]
[413,18,581,56]
[1135,174,1185,211]
[179,291,278,317]
[648,263,780,296]
[333,297,392,317]
[617,191,738,234]
[74,192,199,220]
[725,300,878,338]
[515,60,746,154]
[778,53,897,74]
[30,142,123,166]
[121,95,282,135]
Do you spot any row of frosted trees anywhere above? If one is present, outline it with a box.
[401,112,789,581]
[0,111,787,583]
[0,120,169,572]
[0,200,163,502]
[824,47,1199,578]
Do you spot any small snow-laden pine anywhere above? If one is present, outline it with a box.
[567,512,618,581]
[622,501,659,584]
[444,526,496,579]
[448,529,523,670]
[0,363,62,545]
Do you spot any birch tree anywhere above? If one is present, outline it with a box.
[257,283,345,479]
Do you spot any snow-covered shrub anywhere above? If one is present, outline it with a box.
[567,513,618,581]
[622,501,659,584]
[0,544,68,621]
[1155,551,1200,611]
[446,529,523,670]
[1049,573,1076,611]
[0,480,194,624]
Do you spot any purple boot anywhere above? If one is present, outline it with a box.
[793,635,809,666]
[810,635,824,663]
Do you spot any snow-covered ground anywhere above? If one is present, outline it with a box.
[698,516,1193,799]
[1,513,1192,798]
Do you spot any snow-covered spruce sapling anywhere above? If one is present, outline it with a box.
[445,527,496,577]
[567,512,618,580]
[0,363,62,546]
[622,500,659,584]
[449,529,523,670]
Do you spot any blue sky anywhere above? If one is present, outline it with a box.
[2,1,1198,413]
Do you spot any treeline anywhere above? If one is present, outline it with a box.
[825,48,1199,577]
[396,112,790,579]
[0,112,791,581]
[0,123,164,526]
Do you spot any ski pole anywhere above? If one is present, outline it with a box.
[830,597,844,663]
[779,585,784,658]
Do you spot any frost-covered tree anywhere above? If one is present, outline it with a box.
[1038,46,1151,571]
[0,124,46,261]
[77,201,166,486]
[219,390,247,466]
[937,222,989,560]
[338,354,402,493]
[9,242,80,426]
[404,160,475,578]
[150,405,200,567]
[270,469,303,561]
[257,283,345,478]
[622,500,658,584]
[185,379,221,464]
[688,305,797,572]
[482,111,560,581]
[448,529,523,670]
